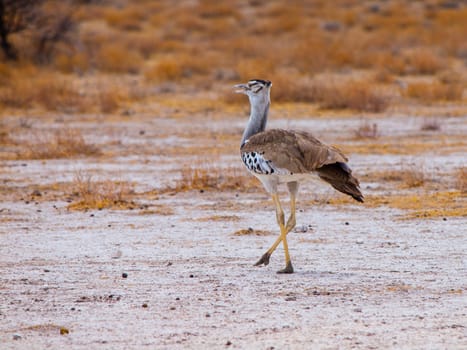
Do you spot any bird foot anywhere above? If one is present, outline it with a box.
[254,252,271,266]
[277,261,294,274]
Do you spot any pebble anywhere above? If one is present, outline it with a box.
[13,334,22,340]
[122,273,128,278]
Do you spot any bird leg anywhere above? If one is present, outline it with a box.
[254,193,294,273]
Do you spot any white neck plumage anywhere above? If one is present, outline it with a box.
[241,94,270,147]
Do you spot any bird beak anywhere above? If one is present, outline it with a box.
[234,83,249,94]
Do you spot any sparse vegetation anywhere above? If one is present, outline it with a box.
[404,81,464,102]
[455,168,467,193]
[21,128,100,159]
[0,0,465,112]
[354,121,380,139]
[316,80,389,113]
[421,118,441,132]
[169,165,258,193]
[68,172,137,211]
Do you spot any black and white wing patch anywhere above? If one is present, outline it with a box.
[241,151,287,175]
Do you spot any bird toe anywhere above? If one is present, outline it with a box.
[254,252,271,266]
[277,261,294,274]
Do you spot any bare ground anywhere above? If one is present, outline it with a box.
[1,107,466,349]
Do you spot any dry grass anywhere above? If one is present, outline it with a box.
[0,64,136,113]
[0,1,466,114]
[316,80,389,112]
[404,49,445,75]
[420,118,441,132]
[455,168,467,193]
[233,228,272,236]
[168,165,258,193]
[67,172,137,211]
[362,166,426,189]
[20,129,100,160]
[330,191,466,219]
[404,81,464,102]
[95,43,143,74]
[354,122,380,139]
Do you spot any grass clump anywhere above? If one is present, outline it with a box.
[354,122,380,139]
[316,80,389,113]
[166,165,258,193]
[455,167,467,193]
[68,172,137,211]
[404,81,464,102]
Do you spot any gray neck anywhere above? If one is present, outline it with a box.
[241,96,270,147]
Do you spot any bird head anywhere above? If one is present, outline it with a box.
[234,79,272,103]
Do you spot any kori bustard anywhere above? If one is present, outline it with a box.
[235,79,363,274]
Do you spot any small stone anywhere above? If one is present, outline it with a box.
[60,327,69,335]
[345,222,349,225]
[226,340,232,346]
[122,273,128,278]
[353,308,362,313]
[90,214,94,217]
[32,190,42,197]
[205,313,211,317]
[142,303,148,308]
[443,217,447,221]
[189,274,194,278]
[13,334,22,340]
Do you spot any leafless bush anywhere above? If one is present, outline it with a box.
[354,121,380,139]
[0,0,76,63]
[421,118,441,132]
[0,0,43,60]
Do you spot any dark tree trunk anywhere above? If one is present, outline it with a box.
[0,0,18,60]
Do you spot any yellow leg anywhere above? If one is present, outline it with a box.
[255,193,295,273]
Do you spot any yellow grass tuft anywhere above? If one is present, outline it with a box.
[163,165,258,193]
[68,172,137,211]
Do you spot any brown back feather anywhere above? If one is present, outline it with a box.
[241,129,364,202]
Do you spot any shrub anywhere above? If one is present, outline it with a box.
[316,80,389,112]
[404,81,464,101]
[95,43,143,74]
[68,172,136,210]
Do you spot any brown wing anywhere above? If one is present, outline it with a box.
[241,129,347,173]
[241,129,364,202]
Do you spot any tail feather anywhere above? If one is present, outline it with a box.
[317,162,364,203]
